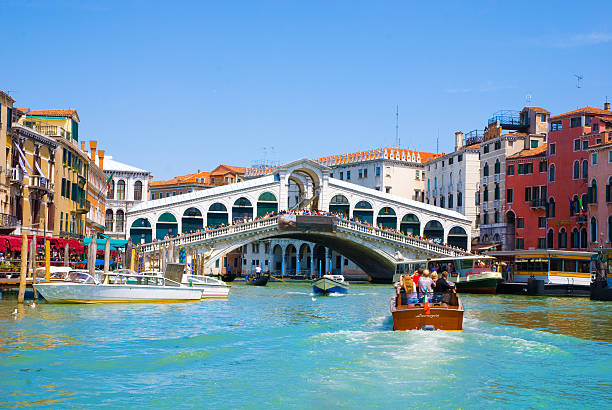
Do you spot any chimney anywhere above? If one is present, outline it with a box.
[605,101,611,111]
[455,131,464,151]
[98,150,105,170]
[89,140,97,163]
[81,141,86,152]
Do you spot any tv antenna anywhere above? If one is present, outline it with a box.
[526,93,532,104]
[574,74,583,88]
[394,105,400,148]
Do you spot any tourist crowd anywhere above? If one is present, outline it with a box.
[396,267,456,304]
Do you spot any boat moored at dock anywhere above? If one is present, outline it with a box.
[312,275,348,295]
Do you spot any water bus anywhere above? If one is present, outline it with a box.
[390,287,463,331]
[34,270,202,303]
[312,274,349,295]
[489,250,595,297]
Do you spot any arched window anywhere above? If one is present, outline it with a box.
[105,209,114,231]
[134,181,143,201]
[573,161,580,179]
[116,210,125,232]
[494,183,500,200]
[582,160,588,179]
[494,210,500,223]
[591,217,598,243]
[558,228,567,249]
[549,164,555,182]
[580,228,587,248]
[448,193,453,208]
[116,180,126,200]
[494,159,500,174]
[483,162,489,177]
[483,185,488,202]
[570,228,579,248]
[570,195,578,217]
[547,197,556,218]
[107,180,115,199]
[608,216,612,243]
[589,179,597,203]
[607,176,612,203]
[547,229,554,248]
[457,192,463,207]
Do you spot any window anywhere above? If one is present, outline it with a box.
[172,191,176,196]
[531,140,538,148]
[591,152,597,165]
[494,141,501,150]
[364,168,368,178]
[573,161,580,179]
[494,211,500,223]
[134,181,142,201]
[591,217,598,243]
[483,212,488,225]
[550,143,556,155]
[440,196,445,208]
[375,167,380,176]
[525,187,531,201]
[483,186,489,201]
[517,218,525,228]
[582,160,588,179]
[574,139,581,151]
[346,171,351,180]
[582,140,589,150]
[581,228,587,248]
[551,121,562,131]
[593,123,600,132]
[507,164,514,175]
[475,191,480,205]
[494,184,500,200]
[484,144,490,154]
[547,229,554,248]
[339,172,343,180]
[540,114,547,122]
[607,176,612,203]
[494,160,500,174]
[549,164,555,182]
[105,210,113,231]
[116,180,126,200]
[609,150,612,163]
[516,238,524,249]
[458,154,463,162]
[537,237,546,249]
[585,116,592,126]
[538,216,546,228]
[558,228,567,249]
[448,194,453,208]
[590,179,598,203]
[358,169,363,178]
[507,189,513,203]
[449,157,454,165]
[483,162,489,176]
[457,192,462,207]
[151,193,155,200]
[116,210,124,232]
[570,229,579,248]
[570,117,582,128]
[107,180,115,199]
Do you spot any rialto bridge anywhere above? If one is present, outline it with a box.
[126,159,472,282]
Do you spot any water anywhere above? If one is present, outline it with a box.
[1,283,611,408]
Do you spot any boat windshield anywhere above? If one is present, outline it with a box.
[65,271,96,284]
[106,273,181,287]
[185,275,223,285]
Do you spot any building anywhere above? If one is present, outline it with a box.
[586,137,612,248]
[209,164,245,186]
[83,141,107,236]
[150,170,212,200]
[425,131,481,242]
[546,103,612,251]
[504,143,548,250]
[478,106,549,250]
[104,156,151,239]
[0,90,16,230]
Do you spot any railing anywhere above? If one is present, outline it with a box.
[482,176,488,185]
[33,124,69,138]
[482,202,488,211]
[530,198,546,208]
[60,231,84,240]
[494,200,500,209]
[464,129,484,146]
[0,213,19,229]
[142,215,469,257]
[576,215,587,224]
[488,110,527,127]
[76,199,91,214]
[29,174,52,190]
[494,174,500,183]
[8,167,24,184]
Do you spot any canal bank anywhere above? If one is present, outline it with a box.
[1,283,611,408]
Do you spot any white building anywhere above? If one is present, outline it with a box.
[426,131,481,242]
[104,156,151,239]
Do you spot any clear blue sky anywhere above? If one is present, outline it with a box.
[3,0,611,179]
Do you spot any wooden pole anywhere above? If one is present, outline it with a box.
[88,234,96,277]
[31,232,37,299]
[64,243,69,267]
[130,247,136,271]
[104,238,110,273]
[17,233,28,303]
[45,240,51,282]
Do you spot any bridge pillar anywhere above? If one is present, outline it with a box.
[339,255,343,274]
[325,248,330,274]
[296,255,300,276]
[309,255,314,277]
[281,246,286,276]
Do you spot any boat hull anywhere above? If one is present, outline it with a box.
[390,297,464,331]
[312,278,348,295]
[188,284,230,299]
[34,283,203,304]
[246,276,269,286]
[453,271,503,294]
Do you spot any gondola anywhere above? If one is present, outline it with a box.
[246,274,269,286]
[222,272,237,282]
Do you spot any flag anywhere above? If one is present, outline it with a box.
[577,196,583,211]
[105,172,114,189]
[423,289,430,314]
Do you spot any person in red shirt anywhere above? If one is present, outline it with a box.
[411,267,424,292]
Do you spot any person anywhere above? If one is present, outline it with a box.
[434,271,456,303]
[417,269,434,302]
[411,267,423,290]
[397,274,418,305]
[255,265,262,277]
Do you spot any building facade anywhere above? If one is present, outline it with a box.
[104,156,151,240]
[425,131,481,241]
[150,170,212,200]
[84,141,107,236]
[0,90,15,224]
[586,137,612,248]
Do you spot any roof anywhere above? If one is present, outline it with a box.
[103,156,150,174]
[523,106,550,114]
[550,106,612,120]
[508,143,547,159]
[314,147,442,167]
[586,141,612,151]
[0,90,15,103]
[210,164,246,176]
[151,171,211,187]
[26,109,80,122]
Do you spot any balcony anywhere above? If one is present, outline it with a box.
[8,167,24,184]
[494,174,500,183]
[60,231,84,240]
[530,198,546,209]
[494,200,500,209]
[29,175,53,191]
[576,215,588,224]
[464,129,484,147]
[0,213,19,231]
[75,199,91,214]
[482,202,488,211]
[482,176,488,185]
[488,110,529,131]
[33,123,70,139]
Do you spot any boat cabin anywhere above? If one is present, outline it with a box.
[426,256,497,279]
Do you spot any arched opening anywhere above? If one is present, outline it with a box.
[134,181,143,201]
[285,244,297,274]
[399,214,420,235]
[156,212,178,239]
[105,209,113,231]
[207,203,228,227]
[130,218,152,244]
[580,227,587,248]
[591,217,598,243]
[447,226,468,250]
[329,194,350,217]
[353,200,373,224]
[483,162,489,176]
[547,229,554,248]
[313,244,326,275]
[182,207,203,233]
[298,243,311,275]
[558,228,567,249]
[287,167,321,210]
[571,228,579,248]
[116,210,125,232]
[573,161,580,179]
[116,180,126,200]
[272,244,283,273]
[257,192,278,217]
[547,197,556,218]
[232,197,253,221]
[377,207,397,229]
[423,220,444,241]
[506,211,516,250]
[549,164,555,182]
[493,233,500,244]
[582,160,588,179]
[589,179,597,203]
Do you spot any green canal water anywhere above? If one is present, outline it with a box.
[1,283,611,408]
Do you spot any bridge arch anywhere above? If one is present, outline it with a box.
[257,192,278,217]
[353,200,373,224]
[156,212,178,239]
[130,217,152,244]
[285,243,297,274]
[182,207,204,233]
[329,194,350,217]
[447,226,468,250]
[232,197,254,222]
[272,244,283,273]
[207,202,228,227]
[423,220,444,241]
[377,207,397,229]
[298,243,312,274]
[400,213,420,235]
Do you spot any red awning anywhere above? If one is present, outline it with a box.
[0,235,23,252]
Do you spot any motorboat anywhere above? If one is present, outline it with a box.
[34,266,74,281]
[390,287,464,331]
[426,256,503,294]
[33,270,202,304]
[183,274,231,298]
[312,274,348,295]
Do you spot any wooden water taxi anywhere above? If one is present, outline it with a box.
[390,288,463,331]
[312,274,348,295]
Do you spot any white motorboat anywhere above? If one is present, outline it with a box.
[33,270,202,304]
[183,274,231,299]
[312,274,349,295]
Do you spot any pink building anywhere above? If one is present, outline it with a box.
[586,117,612,248]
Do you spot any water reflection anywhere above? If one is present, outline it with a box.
[464,294,612,344]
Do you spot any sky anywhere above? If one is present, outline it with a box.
[2,0,611,179]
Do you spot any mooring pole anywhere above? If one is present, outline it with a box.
[45,239,51,282]
[17,233,28,303]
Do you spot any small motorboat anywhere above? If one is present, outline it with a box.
[34,270,202,304]
[390,288,464,331]
[312,274,349,295]
[163,263,231,298]
[246,274,269,286]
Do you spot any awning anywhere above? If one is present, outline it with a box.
[83,238,129,251]
[472,243,501,251]
[0,235,24,252]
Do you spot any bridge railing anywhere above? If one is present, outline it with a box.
[335,219,467,257]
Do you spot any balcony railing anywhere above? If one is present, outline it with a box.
[33,124,69,138]
[60,231,84,240]
[76,199,91,214]
[494,174,500,183]
[29,174,52,191]
[530,198,546,208]
[8,167,24,184]
[482,202,488,211]
[576,215,588,224]
[0,213,19,229]
[482,176,488,185]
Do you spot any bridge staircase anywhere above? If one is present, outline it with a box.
[291,189,320,211]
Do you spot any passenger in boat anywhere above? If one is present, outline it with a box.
[433,271,455,302]
[417,269,434,302]
[411,267,423,289]
[397,275,418,305]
